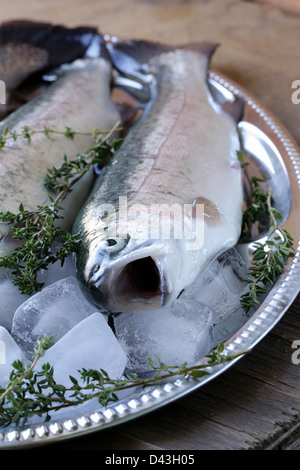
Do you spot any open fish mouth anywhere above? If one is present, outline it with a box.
[83,238,174,312]
[92,256,166,312]
[116,256,162,298]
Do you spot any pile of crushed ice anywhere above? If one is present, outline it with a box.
[0,246,250,418]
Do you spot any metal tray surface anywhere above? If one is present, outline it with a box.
[0,71,300,449]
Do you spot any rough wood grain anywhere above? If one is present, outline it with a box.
[1,0,300,450]
[1,0,299,145]
[254,0,300,15]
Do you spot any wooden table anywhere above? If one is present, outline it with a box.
[1,0,300,450]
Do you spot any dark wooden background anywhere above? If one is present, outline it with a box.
[1,0,300,450]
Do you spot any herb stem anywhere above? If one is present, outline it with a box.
[52,119,121,206]
[0,120,122,295]
[0,123,123,149]
[44,348,251,414]
[0,336,50,404]
[0,339,251,425]
[241,186,294,313]
[103,349,251,392]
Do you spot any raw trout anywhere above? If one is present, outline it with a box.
[73,40,244,313]
[0,52,120,253]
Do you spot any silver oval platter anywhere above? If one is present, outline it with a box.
[0,69,299,449]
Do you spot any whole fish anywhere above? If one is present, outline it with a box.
[0,50,120,254]
[73,40,244,313]
[0,20,102,118]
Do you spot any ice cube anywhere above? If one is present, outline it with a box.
[182,247,248,324]
[11,276,97,357]
[0,272,29,332]
[179,247,250,345]
[0,326,27,388]
[114,298,214,375]
[40,312,127,387]
[212,307,249,346]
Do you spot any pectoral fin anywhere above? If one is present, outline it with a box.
[192,197,223,226]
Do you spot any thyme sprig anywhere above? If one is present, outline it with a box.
[240,188,295,313]
[237,150,269,237]
[242,176,269,236]
[0,120,122,295]
[237,151,295,313]
[0,203,81,294]
[0,335,54,426]
[0,339,250,427]
[0,123,122,149]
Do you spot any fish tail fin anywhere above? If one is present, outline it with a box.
[0,20,106,70]
[108,38,219,75]
[180,42,220,61]
[108,39,244,123]
[108,39,171,67]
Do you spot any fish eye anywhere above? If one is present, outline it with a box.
[101,238,128,254]
[106,239,118,246]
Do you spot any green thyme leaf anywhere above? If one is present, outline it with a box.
[0,337,250,427]
[237,151,295,314]
[0,120,122,295]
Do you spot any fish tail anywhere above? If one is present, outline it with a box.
[108,38,219,72]
[0,20,106,69]
[108,38,244,123]
[180,42,220,60]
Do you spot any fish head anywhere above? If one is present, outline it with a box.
[79,209,191,313]
[76,197,236,314]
